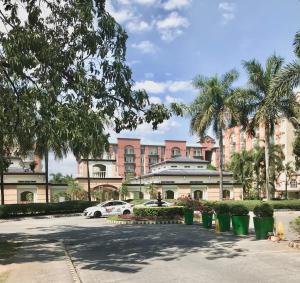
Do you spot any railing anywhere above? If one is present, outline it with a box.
[93,171,106,178]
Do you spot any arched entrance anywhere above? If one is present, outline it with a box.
[193,190,203,200]
[165,190,174,199]
[92,184,119,202]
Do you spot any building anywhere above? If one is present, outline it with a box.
[76,137,220,197]
[126,157,242,200]
[0,152,67,204]
[223,117,300,198]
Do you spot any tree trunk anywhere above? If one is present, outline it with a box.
[0,169,4,205]
[87,159,91,201]
[264,124,270,200]
[219,129,224,201]
[45,150,49,203]
[285,175,288,200]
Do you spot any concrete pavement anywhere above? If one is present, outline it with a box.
[0,212,299,283]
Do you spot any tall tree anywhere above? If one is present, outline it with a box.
[228,150,253,198]
[0,1,180,203]
[272,31,300,93]
[189,70,241,200]
[241,55,295,200]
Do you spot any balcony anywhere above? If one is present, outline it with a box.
[93,171,106,178]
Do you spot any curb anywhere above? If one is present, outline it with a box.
[288,240,300,249]
[107,219,184,225]
[0,213,82,222]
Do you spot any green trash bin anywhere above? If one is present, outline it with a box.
[216,214,231,232]
[202,212,213,228]
[253,217,274,239]
[231,215,250,235]
[184,208,194,225]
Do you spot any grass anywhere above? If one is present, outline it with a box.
[0,241,21,264]
[0,271,9,283]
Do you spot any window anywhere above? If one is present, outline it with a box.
[125,164,135,172]
[223,190,230,200]
[290,180,297,188]
[193,148,201,157]
[171,165,177,168]
[113,201,124,206]
[171,147,181,157]
[193,190,203,200]
[184,165,190,168]
[165,190,174,199]
[149,146,158,155]
[141,146,145,155]
[124,145,134,155]
[149,156,158,165]
[125,155,135,163]
[229,133,236,155]
[197,166,204,169]
[20,191,34,202]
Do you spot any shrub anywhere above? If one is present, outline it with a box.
[230,204,249,216]
[199,202,214,214]
[253,203,274,217]
[175,197,201,210]
[133,206,184,219]
[214,203,230,215]
[0,201,97,218]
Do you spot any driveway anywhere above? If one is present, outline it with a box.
[0,212,300,283]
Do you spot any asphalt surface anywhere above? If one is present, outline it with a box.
[0,212,300,283]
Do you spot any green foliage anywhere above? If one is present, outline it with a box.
[0,201,97,218]
[207,164,216,170]
[253,203,274,217]
[230,204,249,216]
[52,191,71,203]
[67,180,87,200]
[199,202,215,214]
[145,183,158,199]
[175,197,201,210]
[289,216,300,234]
[214,203,230,215]
[133,207,184,219]
[50,173,73,184]
[119,181,129,200]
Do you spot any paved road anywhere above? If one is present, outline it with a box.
[0,212,300,283]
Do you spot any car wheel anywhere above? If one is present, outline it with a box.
[94,211,102,218]
[123,210,131,215]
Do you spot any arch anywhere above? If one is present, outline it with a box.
[223,189,231,200]
[125,145,134,155]
[92,164,106,178]
[165,190,174,199]
[91,184,119,202]
[193,190,203,200]
[20,191,34,202]
[171,147,181,157]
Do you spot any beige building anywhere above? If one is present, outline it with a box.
[0,153,67,204]
[127,157,242,201]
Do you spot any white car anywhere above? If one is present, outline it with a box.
[83,200,133,218]
[139,200,174,207]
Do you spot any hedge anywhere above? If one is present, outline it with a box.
[133,206,184,219]
[209,200,300,211]
[0,201,97,218]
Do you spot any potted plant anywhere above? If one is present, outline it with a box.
[253,203,274,240]
[176,196,199,225]
[230,204,250,235]
[200,202,214,228]
[214,203,231,232]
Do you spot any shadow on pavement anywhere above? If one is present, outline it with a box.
[0,223,249,274]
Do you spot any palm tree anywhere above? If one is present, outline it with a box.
[119,181,129,200]
[50,173,64,184]
[251,146,265,199]
[241,54,295,200]
[272,31,300,92]
[189,70,241,200]
[228,150,253,198]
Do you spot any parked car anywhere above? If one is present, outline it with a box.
[138,200,174,207]
[83,200,133,218]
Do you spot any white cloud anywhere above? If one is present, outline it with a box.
[48,152,77,176]
[156,12,189,41]
[218,2,236,24]
[127,20,153,32]
[165,95,183,104]
[131,40,158,54]
[106,3,135,24]
[149,96,162,104]
[162,0,191,10]
[135,80,167,93]
[134,0,158,5]
[134,80,193,94]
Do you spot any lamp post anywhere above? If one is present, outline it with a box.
[139,175,142,199]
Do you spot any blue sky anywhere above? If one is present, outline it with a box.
[49,0,300,176]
